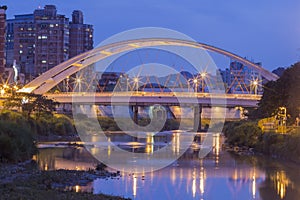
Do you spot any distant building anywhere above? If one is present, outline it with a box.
[0,5,7,77]
[219,60,263,94]
[5,5,93,81]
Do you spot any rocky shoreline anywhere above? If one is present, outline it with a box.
[0,160,130,200]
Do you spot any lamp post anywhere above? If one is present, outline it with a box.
[193,78,198,93]
[252,80,258,95]
[200,72,206,92]
[76,78,81,92]
[134,77,139,92]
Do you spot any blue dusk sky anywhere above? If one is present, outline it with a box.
[2,0,300,71]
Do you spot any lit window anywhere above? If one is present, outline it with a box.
[55,24,59,26]
[89,34,93,38]
[42,35,47,39]
[42,60,47,63]
[49,24,54,28]
[38,36,42,39]
[19,50,23,54]
[86,28,90,31]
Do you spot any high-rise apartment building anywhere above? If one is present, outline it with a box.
[0,5,7,76]
[5,5,93,80]
[6,14,35,76]
[69,10,93,58]
[33,5,70,75]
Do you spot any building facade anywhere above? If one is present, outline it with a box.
[33,5,70,76]
[69,10,93,58]
[219,60,263,94]
[0,5,7,76]
[5,5,93,81]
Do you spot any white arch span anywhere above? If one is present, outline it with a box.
[19,38,279,94]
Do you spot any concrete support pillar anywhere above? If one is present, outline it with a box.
[133,105,138,125]
[193,105,202,132]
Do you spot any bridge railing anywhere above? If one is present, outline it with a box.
[45,91,261,100]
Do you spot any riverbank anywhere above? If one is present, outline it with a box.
[223,120,300,164]
[0,160,130,200]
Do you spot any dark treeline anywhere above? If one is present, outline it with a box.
[224,62,300,163]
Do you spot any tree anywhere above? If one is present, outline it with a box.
[250,62,300,121]
[3,93,58,119]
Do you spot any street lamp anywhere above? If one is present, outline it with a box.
[193,78,198,93]
[252,80,258,95]
[133,77,139,92]
[76,78,82,92]
[200,72,207,92]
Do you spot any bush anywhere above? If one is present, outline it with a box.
[224,121,263,148]
[0,121,36,162]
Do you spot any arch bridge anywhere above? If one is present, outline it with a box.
[18,38,278,108]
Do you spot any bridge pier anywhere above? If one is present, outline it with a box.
[132,105,139,125]
[193,105,202,132]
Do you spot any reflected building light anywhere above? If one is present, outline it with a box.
[172,133,180,155]
[213,134,220,166]
[252,174,256,199]
[108,137,111,157]
[192,177,196,198]
[133,176,137,197]
[150,169,154,184]
[145,134,154,154]
[199,167,205,196]
[180,168,183,181]
[171,168,177,185]
[271,170,293,199]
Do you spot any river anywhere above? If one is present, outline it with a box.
[36,132,300,200]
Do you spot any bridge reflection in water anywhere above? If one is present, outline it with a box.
[36,133,299,200]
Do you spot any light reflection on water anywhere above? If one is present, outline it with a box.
[37,132,300,200]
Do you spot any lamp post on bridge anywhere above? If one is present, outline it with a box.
[251,80,258,95]
[76,78,82,92]
[133,77,139,92]
[200,72,207,92]
[193,78,198,93]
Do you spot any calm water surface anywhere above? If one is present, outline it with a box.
[37,133,300,200]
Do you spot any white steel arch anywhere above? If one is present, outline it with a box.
[19,38,279,94]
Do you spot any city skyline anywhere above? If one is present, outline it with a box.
[2,0,300,71]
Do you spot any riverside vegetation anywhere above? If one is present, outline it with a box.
[224,62,300,163]
[0,109,133,199]
[223,121,300,163]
